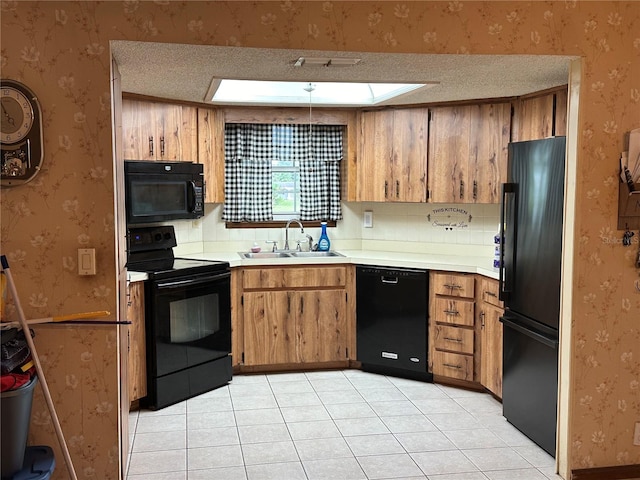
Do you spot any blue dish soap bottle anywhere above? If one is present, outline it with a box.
[317,221,330,251]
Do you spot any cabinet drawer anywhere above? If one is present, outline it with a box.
[434,325,474,354]
[432,273,475,298]
[433,351,473,381]
[481,278,503,308]
[433,297,474,326]
[243,266,346,289]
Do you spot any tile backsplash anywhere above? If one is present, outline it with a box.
[173,202,499,258]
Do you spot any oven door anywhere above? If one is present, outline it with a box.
[147,270,231,379]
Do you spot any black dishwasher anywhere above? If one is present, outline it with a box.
[356,266,432,381]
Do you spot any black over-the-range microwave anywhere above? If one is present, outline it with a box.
[124,160,205,225]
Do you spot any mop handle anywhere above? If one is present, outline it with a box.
[1,256,78,480]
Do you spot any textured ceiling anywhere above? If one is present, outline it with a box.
[111,42,574,107]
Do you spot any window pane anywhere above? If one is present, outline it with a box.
[272,170,300,214]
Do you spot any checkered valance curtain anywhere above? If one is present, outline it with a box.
[222,123,343,222]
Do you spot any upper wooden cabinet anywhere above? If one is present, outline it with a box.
[197,107,225,203]
[428,103,511,204]
[511,88,568,142]
[357,108,429,202]
[122,98,197,162]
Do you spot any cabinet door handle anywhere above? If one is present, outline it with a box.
[480,311,485,328]
[384,181,388,198]
[443,309,460,315]
[473,180,477,200]
[460,179,464,199]
[443,363,462,369]
[396,180,400,198]
[160,136,165,157]
[148,136,154,156]
[443,336,462,342]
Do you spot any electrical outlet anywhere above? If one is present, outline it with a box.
[634,422,640,446]
[363,210,373,228]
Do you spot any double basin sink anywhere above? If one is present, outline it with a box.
[239,251,344,259]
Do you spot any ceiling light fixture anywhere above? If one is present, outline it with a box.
[293,56,361,68]
[304,82,315,158]
[304,82,315,137]
[208,79,434,106]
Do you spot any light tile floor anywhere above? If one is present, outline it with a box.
[127,370,562,480]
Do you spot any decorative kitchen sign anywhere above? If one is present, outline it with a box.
[427,207,472,230]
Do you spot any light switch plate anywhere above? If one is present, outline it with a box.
[78,248,96,275]
[364,210,373,228]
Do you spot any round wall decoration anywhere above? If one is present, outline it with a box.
[1,79,44,186]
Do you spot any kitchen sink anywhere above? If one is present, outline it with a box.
[239,252,293,259]
[239,251,344,259]
[290,251,344,258]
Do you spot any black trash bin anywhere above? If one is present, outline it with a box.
[1,376,38,478]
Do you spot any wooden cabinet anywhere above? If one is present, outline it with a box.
[429,272,476,382]
[428,103,511,204]
[122,98,198,162]
[197,107,225,203]
[239,266,351,368]
[511,88,568,142]
[126,281,146,402]
[357,108,429,202]
[478,277,504,399]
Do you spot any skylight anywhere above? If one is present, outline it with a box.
[209,80,430,106]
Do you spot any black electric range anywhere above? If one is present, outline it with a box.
[126,225,232,410]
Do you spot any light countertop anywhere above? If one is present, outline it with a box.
[126,250,499,282]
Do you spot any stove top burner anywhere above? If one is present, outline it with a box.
[126,225,229,279]
[129,257,228,275]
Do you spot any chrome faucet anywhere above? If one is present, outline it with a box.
[284,218,304,250]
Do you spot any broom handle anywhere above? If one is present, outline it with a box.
[1,256,78,480]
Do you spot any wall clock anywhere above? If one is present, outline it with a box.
[1,79,44,187]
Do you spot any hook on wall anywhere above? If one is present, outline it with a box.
[622,225,635,246]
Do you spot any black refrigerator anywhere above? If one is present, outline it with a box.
[499,136,566,457]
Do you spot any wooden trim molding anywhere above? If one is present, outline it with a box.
[571,464,640,480]
[226,220,336,229]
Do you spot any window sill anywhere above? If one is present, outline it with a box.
[225,220,337,229]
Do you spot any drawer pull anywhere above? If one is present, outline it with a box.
[443,336,462,342]
[443,363,462,369]
[486,291,497,297]
[444,284,462,289]
[443,309,460,315]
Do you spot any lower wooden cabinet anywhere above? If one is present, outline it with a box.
[429,272,504,395]
[238,265,353,369]
[429,271,477,382]
[478,277,504,398]
[127,281,147,402]
[432,350,473,381]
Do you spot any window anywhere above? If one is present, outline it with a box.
[272,125,301,219]
[223,123,343,223]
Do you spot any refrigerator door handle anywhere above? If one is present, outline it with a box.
[499,183,517,301]
[500,315,558,349]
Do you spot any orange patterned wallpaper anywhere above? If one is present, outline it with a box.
[1,2,639,478]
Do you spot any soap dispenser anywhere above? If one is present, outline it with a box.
[317,221,330,251]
